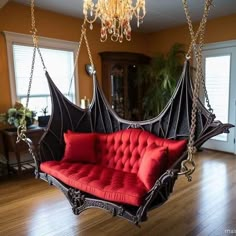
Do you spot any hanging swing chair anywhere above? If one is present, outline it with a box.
[17,0,233,225]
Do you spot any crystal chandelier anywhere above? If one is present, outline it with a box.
[83,0,146,43]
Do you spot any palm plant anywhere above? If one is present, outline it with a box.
[140,43,185,119]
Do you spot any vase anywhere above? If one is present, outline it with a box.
[38,115,50,127]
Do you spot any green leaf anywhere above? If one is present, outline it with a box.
[140,43,185,119]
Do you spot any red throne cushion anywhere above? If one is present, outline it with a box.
[62,132,96,163]
[40,128,187,206]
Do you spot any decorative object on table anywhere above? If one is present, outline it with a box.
[80,96,90,109]
[0,102,36,128]
[38,106,50,127]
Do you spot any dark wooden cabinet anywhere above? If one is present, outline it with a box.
[99,52,150,120]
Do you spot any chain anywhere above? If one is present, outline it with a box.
[30,0,46,71]
[198,15,214,113]
[83,30,95,69]
[17,0,46,142]
[68,20,95,95]
[185,0,214,113]
[18,0,96,141]
[178,0,213,180]
[67,21,85,96]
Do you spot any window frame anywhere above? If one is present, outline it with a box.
[4,31,79,106]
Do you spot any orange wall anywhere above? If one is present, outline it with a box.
[0,2,148,113]
[1,2,236,116]
[147,13,236,54]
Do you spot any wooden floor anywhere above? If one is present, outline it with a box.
[0,149,236,236]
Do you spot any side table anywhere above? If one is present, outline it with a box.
[1,126,45,175]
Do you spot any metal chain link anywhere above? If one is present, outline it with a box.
[179,0,213,180]
[17,0,47,142]
[83,30,95,69]
[68,20,95,96]
[67,21,86,96]
[18,0,96,141]
[184,0,213,113]
[198,10,214,113]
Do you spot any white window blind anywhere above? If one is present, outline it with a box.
[205,55,231,141]
[12,44,75,116]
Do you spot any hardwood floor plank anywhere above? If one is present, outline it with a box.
[0,150,236,236]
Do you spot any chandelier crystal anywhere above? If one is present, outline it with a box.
[83,0,146,43]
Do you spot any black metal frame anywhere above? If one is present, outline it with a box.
[26,60,233,225]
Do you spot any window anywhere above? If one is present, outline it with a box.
[5,31,79,116]
[205,55,231,141]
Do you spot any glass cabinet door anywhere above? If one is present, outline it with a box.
[110,64,125,117]
[100,52,150,120]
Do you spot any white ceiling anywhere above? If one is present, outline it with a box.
[10,0,236,32]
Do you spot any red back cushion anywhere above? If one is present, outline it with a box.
[95,129,187,172]
[95,129,162,174]
[62,132,96,163]
[138,145,167,189]
[154,137,187,167]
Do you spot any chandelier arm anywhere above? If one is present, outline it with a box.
[83,14,99,25]
[132,4,146,20]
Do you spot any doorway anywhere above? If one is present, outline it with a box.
[202,40,236,154]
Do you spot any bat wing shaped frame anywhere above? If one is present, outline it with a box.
[26,59,233,225]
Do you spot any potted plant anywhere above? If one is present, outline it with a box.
[38,106,50,127]
[0,102,36,129]
[139,43,186,119]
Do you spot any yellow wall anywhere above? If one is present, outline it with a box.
[147,13,236,54]
[0,2,148,114]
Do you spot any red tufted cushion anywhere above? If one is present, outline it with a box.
[40,129,187,206]
[95,129,163,174]
[40,161,148,206]
[95,129,187,172]
[63,132,96,163]
[138,145,167,189]
[153,137,187,167]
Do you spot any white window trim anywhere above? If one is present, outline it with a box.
[4,31,80,105]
